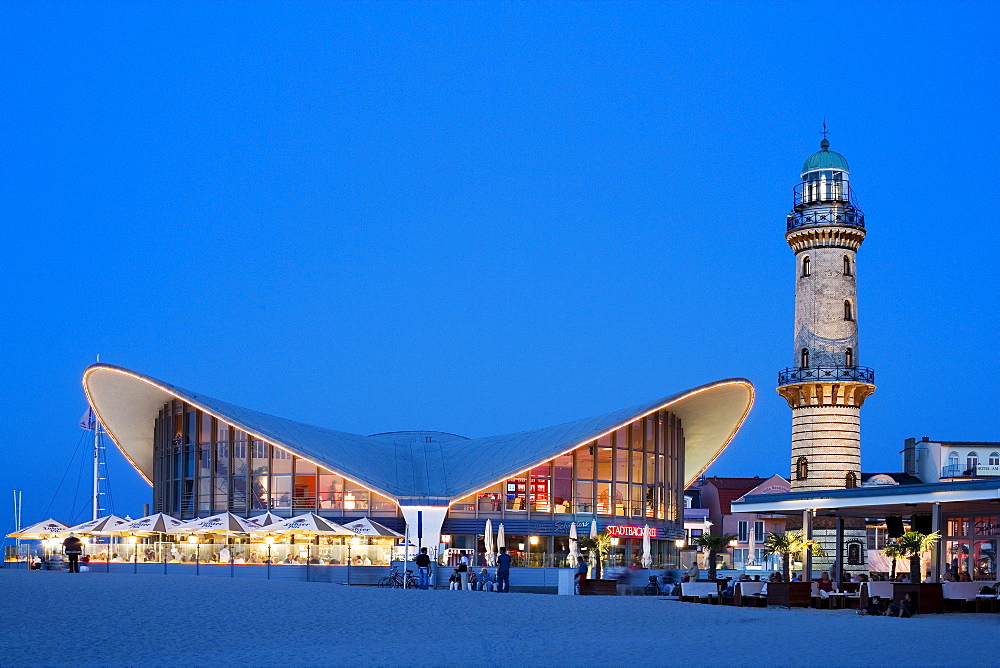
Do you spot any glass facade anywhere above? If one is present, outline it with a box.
[152,402,686,568]
[153,402,398,519]
[943,514,998,581]
[452,408,683,523]
[447,408,686,568]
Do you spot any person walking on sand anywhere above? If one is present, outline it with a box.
[63,532,84,573]
[496,546,511,592]
[416,547,432,590]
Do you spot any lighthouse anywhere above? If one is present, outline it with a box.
[777,137,876,492]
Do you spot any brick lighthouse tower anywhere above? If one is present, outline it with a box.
[777,136,876,492]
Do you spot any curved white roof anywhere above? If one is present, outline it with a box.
[84,364,753,505]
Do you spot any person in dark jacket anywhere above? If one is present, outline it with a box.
[415,547,432,590]
[496,546,511,592]
[63,533,84,573]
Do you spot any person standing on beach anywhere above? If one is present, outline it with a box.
[458,551,470,590]
[575,555,588,594]
[416,547,432,590]
[63,533,84,573]
[496,546,511,592]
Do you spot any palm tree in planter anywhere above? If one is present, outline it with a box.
[764,531,826,581]
[881,541,904,581]
[693,533,738,581]
[577,532,611,580]
[895,531,940,582]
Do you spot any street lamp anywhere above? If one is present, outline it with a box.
[610,536,620,567]
[188,535,199,575]
[529,535,538,567]
[347,535,360,585]
[265,536,274,580]
[728,538,738,570]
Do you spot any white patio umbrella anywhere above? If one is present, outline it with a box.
[181,512,259,535]
[342,517,403,537]
[100,513,186,536]
[6,518,69,539]
[251,513,354,537]
[568,522,581,562]
[589,520,599,573]
[484,519,495,566]
[641,525,652,568]
[56,515,129,537]
[746,527,756,567]
[248,511,284,527]
[497,522,505,551]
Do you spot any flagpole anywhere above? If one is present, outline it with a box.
[93,411,100,521]
[92,354,101,521]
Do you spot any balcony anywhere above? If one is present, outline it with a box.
[786,207,865,232]
[777,366,875,386]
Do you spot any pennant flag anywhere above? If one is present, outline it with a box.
[79,408,96,430]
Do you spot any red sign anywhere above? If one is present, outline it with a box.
[606,525,657,538]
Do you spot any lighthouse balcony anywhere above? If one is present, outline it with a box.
[786,207,865,232]
[777,365,874,386]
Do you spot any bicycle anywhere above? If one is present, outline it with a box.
[377,566,418,588]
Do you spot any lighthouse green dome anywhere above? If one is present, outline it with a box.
[802,138,850,173]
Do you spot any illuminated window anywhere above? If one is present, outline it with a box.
[844,300,854,321]
[796,456,808,481]
[802,255,811,277]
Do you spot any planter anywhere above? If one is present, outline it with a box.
[579,578,618,596]
[766,581,811,607]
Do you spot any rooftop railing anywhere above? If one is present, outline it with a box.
[786,206,865,232]
[777,366,875,385]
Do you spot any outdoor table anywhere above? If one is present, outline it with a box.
[827,592,846,609]
[975,595,997,613]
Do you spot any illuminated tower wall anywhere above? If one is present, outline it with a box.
[777,139,875,492]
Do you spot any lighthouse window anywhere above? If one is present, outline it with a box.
[796,456,808,481]
[801,256,811,277]
[801,348,809,368]
[845,347,853,367]
[846,471,858,488]
[844,300,854,321]
[843,255,852,276]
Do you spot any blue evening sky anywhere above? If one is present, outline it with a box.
[2,2,997,529]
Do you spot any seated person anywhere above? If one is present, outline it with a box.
[768,571,783,582]
[858,595,885,616]
[816,571,834,596]
[887,592,916,618]
[234,556,246,564]
[478,568,494,591]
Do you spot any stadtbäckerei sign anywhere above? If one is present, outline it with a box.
[605,525,658,538]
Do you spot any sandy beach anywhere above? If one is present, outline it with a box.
[1,569,994,667]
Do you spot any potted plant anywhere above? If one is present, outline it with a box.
[764,531,825,581]
[693,532,738,581]
[881,541,904,581]
[894,531,941,582]
[577,532,611,581]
